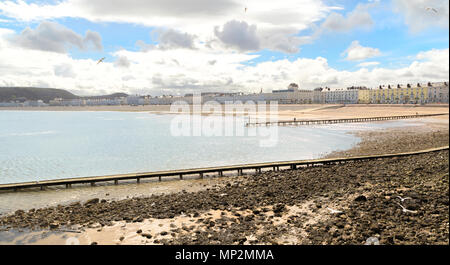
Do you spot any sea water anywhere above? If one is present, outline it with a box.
[0,110,416,184]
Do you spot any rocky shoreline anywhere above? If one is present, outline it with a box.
[1,149,448,245]
[0,124,448,245]
[326,124,449,158]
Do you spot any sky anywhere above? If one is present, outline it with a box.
[0,0,448,96]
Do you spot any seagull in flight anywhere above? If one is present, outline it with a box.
[97,57,105,64]
[425,7,438,13]
[396,203,417,214]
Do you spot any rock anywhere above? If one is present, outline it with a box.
[85,198,100,205]
[136,229,142,234]
[370,224,381,234]
[244,215,254,222]
[49,222,60,229]
[273,204,286,213]
[364,237,379,245]
[354,195,367,202]
[141,233,152,239]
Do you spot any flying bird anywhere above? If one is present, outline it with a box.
[97,57,105,64]
[425,7,438,13]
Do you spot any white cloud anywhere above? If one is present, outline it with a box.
[0,18,12,23]
[114,55,131,68]
[10,21,102,53]
[0,29,447,96]
[357,61,380,68]
[214,20,260,52]
[136,28,199,51]
[318,2,375,33]
[54,63,76,78]
[417,48,448,61]
[0,0,336,54]
[392,0,449,33]
[342,41,381,61]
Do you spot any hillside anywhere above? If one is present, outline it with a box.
[82,93,128,100]
[0,87,128,103]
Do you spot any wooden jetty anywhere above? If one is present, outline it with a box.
[245,113,448,127]
[0,145,448,192]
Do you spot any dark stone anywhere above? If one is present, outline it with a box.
[354,195,367,202]
[85,198,100,205]
[141,233,152,239]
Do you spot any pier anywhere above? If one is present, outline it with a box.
[0,145,448,192]
[245,113,448,127]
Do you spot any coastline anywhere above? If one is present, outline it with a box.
[1,104,448,119]
[0,119,448,245]
[326,117,449,158]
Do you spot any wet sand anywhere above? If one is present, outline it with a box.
[0,120,448,245]
[1,104,448,120]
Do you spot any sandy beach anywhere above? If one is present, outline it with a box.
[1,104,448,119]
[0,117,448,245]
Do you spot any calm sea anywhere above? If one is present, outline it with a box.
[0,110,415,185]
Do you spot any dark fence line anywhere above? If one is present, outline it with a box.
[245,113,448,127]
[0,145,448,192]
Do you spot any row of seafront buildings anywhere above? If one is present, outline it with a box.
[226,82,449,104]
[0,99,47,107]
[152,81,449,105]
[1,81,448,107]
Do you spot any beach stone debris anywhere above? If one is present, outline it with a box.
[364,237,380,245]
[354,195,367,202]
[0,144,448,245]
[273,204,286,213]
[141,233,152,239]
[85,198,100,205]
[49,222,60,229]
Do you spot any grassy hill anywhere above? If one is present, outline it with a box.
[0,87,128,103]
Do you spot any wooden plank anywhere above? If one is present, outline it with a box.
[245,113,448,127]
